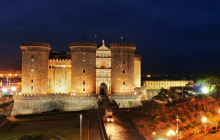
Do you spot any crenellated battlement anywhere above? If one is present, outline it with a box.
[70,42,97,46]
[49,59,71,62]
[21,42,51,48]
[110,42,136,47]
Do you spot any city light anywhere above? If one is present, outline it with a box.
[152,132,156,135]
[166,130,175,137]
[201,86,209,94]
[11,87,16,91]
[202,116,207,123]
[2,88,8,93]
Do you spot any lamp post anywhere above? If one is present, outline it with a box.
[202,116,207,131]
[176,116,180,140]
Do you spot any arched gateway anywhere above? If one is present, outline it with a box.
[96,40,112,95]
[100,83,107,95]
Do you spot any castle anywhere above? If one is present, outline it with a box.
[12,41,142,115]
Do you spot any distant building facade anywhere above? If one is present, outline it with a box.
[139,80,193,100]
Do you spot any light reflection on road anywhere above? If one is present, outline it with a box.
[105,116,142,140]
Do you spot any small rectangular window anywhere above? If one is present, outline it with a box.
[31,69,34,72]
[83,88,85,91]
[31,86,33,90]
[83,69,85,73]
[31,80,33,83]
[123,82,125,85]
[83,80,85,85]
[83,60,85,63]
[123,70,125,73]
[49,66,51,68]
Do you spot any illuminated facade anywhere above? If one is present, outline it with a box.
[21,41,141,95]
[12,41,142,115]
[143,80,193,90]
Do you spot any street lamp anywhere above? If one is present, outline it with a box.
[202,116,207,131]
[11,87,16,92]
[201,86,209,94]
[202,116,207,123]
[2,88,7,93]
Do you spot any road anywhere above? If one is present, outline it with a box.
[105,114,144,140]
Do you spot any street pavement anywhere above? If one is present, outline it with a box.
[105,114,144,140]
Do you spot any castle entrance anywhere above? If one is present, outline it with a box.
[100,83,107,95]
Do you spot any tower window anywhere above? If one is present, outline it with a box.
[83,59,85,63]
[83,80,85,85]
[31,55,34,62]
[123,70,125,73]
[123,61,125,64]
[123,82,125,85]
[83,88,85,91]
[31,69,34,72]
[83,69,85,73]
[31,80,33,83]
[31,86,33,90]
[49,66,51,68]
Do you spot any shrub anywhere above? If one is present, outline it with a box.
[181,116,188,122]
[161,115,169,123]
[195,103,202,111]
[153,119,159,125]
[187,123,194,128]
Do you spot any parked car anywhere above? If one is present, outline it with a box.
[210,127,218,133]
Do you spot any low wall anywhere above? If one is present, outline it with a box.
[12,94,98,115]
[109,94,142,108]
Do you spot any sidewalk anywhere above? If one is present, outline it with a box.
[186,132,209,140]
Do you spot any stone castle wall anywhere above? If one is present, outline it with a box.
[12,94,98,115]
[70,43,97,94]
[20,43,51,95]
[134,55,141,88]
[48,59,71,94]
[110,43,136,94]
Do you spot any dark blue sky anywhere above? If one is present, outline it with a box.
[0,0,220,74]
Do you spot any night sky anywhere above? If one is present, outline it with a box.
[0,0,220,75]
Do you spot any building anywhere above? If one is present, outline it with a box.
[12,41,142,115]
[141,80,193,100]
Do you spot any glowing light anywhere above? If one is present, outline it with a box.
[147,75,151,78]
[218,109,220,114]
[202,116,207,123]
[201,86,209,94]
[10,93,13,95]
[167,132,170,136]
[169,130,176,136]
[152,132,156,135]
[11,87,16,91]
[2,88,7,93]
[19,92,22,95]
[134,92,137,95]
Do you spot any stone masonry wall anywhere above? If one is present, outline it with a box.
[12,94,98,115]
[70,43,97,94]
[48,59,71,94]
[21,43,51,95]
[110,43,136,94]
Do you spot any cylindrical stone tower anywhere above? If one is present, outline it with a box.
[20,42,51,95]
[69,42,97,94]
[110,43,136,94]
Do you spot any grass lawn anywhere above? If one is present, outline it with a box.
[0,115,88,140]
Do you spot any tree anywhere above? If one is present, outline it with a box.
[153,88,180,103]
